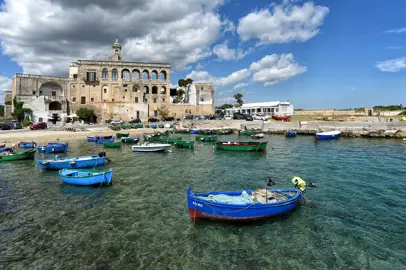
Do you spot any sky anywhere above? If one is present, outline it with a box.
[0,0,406,109]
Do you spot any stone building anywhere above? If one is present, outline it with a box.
[2,91,13,118]
[11,40,214,123]
[12,74,69,123]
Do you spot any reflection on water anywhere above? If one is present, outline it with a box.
[1,135,406,269]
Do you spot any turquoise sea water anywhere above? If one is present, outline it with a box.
[1,135,406,269]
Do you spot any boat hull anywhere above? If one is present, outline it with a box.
[103,142,122,148]
[37,143,68,153]
[286,131,297,137]
[132,144,171,152]
[216,141,268,152]
[315,131,341,140]
[120,137,140,144]
[174,141,194,148]
[87,136,97,142]
[35,155,107,169]
[116,133,129,139]
[187,188,302,222]
[0,150,36,161]
[97,138,114,144]
[272,115,291,121]
[59,168,113,186]
[18,142,37,148]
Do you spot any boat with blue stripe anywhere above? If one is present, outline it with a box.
[315,130,341,141]
[35,152,109,170]
[18,141,37,148]
[97,137,114,144]
[187,185,303,222]
[59,168,113,186]
[37,142,68,153]
[286,130,297,137]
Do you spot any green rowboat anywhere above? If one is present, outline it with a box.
[0,149,37,161]
[239,131,258,136]
[116,133,129,139]
[174,129,189,134]
[174,140,194,148]
[104,142,122,148]
[196,135,217,142]
[216,141,268,152]
[120,137,139,143]
[136,123,144,128]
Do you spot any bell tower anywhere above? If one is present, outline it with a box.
[108,39,121,61]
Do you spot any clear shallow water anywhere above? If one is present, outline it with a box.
[1,135,406,269]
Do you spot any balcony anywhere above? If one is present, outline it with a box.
[44,95,67,102]
[83,77,100,85]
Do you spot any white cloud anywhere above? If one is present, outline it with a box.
[232,82,249,90]
[222,18,236,34]
[0,75,12,104]
[187,68,251,87]
[195,63,205,70]
[237,1,329,46]
[385,28,406,34]
[213,41,249,61]
[375,57,406,72]
[0,0,225,75]
[249,53,306,85]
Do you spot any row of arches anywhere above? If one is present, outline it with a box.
[101,69,167,81]
[101,85,167,95]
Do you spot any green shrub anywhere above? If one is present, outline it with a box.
[22,117,30,127]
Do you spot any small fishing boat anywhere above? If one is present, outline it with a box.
[136,123,144,128]
[87,136,97,142]
[0,149,37,161]
[239,131,258,136]
[35,152,108,170]
[131,143,171,152]
[97,137,114,144]
[315,131,341,141]
[151,124,158,129]
[174,141,194,148]
[272,115,291,121]
[159,137,183,144]
[187,185,303,222]
[0,148,13,154]
[59,168,113,186]
[175,129,189,134]
[158,124,164,128]
[196,135,217,142]
[120,137,140,144]
[286,130,297,137]
[216,141,268,152]
[116,133,129,139]
[18,141,37,148]
[190,129,199,134]
[251,133,264,139]
[104,142,122,148]
[37,142,68,153]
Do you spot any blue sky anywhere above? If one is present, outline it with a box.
[0,0,406,109]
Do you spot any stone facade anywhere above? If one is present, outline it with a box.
[4,91,12,105]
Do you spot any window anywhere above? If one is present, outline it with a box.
[132,86,138,92]
[102,69,108,80]
[91,98,94,102]
[112,98,115,102]
[112,69,118,80]
[162,97,166,102]
[72,97,76,102]
[201,87,203,90]
[153,98,157,103]
[82,85,85,87]
[81,96,86,104]
[185,109,188,113]
[39,90,43,94]
[86,71,96,81]
[154,110,158,117]
[144,98,148,103]
[125,89,127,92]
[122,70,130,81]
[33,91,36,95]
[200,98,204,102]
[123,96,125,99]
[104,88,107,94]
[152,86,158,94]
[189,110,191,113]
[72,85,75,88]
[73,74,77,80]
[135,97,138,103]
[151,71,158,80]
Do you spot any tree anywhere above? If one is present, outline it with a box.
[12,97,32,122]
[76,107,96,123]
[173,89,185,103]
[0,105,4,117]
[178,78,193,88]
[233,93,244,106]
[157,105,169,118]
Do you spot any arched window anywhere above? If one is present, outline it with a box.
[142,70,149,80]
[49,101,62,110]
[102,68,108,80]
[160,71,167,81]
[132,69,140,80]
[122,69,130,81]
[144,86,149,94]
[112,69,118,80]
[152,86,158,94]
[102,85,108,95]
[151,70,158,80]
[160,86,166,94]
[132,85,138,92]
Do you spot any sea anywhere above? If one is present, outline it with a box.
[1,135,405,269]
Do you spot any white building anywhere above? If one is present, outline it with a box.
[225,101,294,116]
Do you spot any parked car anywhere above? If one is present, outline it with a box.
[233,113,245,120]
[193,115,203,120]
[110,120,123,125]
[30,122,47,130]
[9,120,23,129]
[244,114,254,121]
[0,123,11,130]
[129,119,141,124]
[224,115,232,120]
[148,117,160,122]
[162,116,174,121]
[183,115,193,120]
[253,114,268,121]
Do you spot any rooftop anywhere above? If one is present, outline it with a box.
[241,101,291,108]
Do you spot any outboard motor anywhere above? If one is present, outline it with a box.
[98,152,106,157]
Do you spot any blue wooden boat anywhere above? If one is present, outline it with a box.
[37,142,68,153]
[18,141,37,148]
[0,148,13,154]
[59,168,113,186]
[97,137,114,144]
[190,129,199,134]
[151,124,158,129]
[286,130,297,137]
[187,186,302,222]
[87,136,97,142]
[315,130,341,141]
[35,152,108,170]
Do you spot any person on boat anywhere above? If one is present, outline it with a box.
[291,177,306,192]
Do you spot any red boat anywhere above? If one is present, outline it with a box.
[272,115,291,121]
